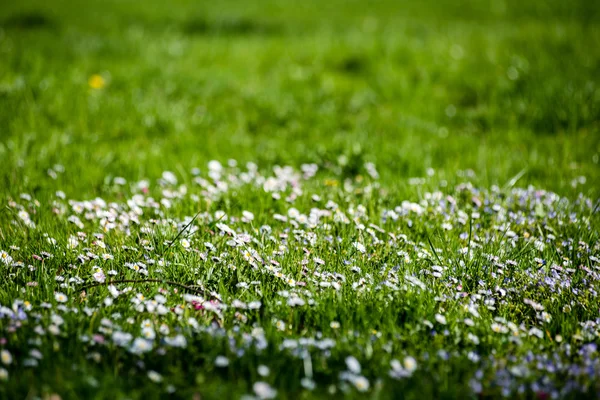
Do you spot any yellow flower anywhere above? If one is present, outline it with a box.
[88,74,105,89]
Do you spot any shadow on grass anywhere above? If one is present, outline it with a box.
[336,55,371,75]
[1,11,58,31]
[181,16,282,37]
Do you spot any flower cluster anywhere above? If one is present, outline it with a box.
[0,160,598,398]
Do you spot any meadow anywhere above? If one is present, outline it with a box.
[0,0,599,398]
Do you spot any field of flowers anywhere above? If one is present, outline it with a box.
[1,0,599,399]
[1,162,599,399]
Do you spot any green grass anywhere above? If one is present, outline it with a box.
[0,0,599,398]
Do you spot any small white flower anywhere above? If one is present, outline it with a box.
[93,270,106,283]
[54,292,68,303]
[67,236,79,249]
[164,334,187,348]
[48,325,60,335]
[253,381,277,399]
[141,327,156,340]
[435,314,447,325]
[1,350,12,365]
[301,377,316,390]
[30,349,43,360]
[18,210,30,222]
[154,323,167,336]
[540,312,552,323]
[345,356,361,374]
[215,356,229,367]
[353,242,366,254]
[528,327,544,338]
[248,301,262,310]
[257,365,270,377]
[130,338,153,354]
[0,251,13,265]
[0,368,7,381]
[287,297,305,307]
[467,333,480,345]
[208,160,223,173]
[403,356,417,373]
[242,211,255,222]
[491,323,508,334]
[112,331,133,346]
[555,335,563,343]
[351,375,370,392]
[140,319,153,329]
[147,370,162,383]
[108,285,120,298]
[162,171,178,185]
[534,240,545,252]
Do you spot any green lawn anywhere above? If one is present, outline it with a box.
[0,0,599,398]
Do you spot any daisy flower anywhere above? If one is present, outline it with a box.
[1,350,12,365]
[351,375,370,392]
[215,356,229,367]
[147,370,162,383]
[0,251,13,265]
[130,338,153,354]
[257,365,270,377]
[403,356,417,373]
[345,356,361,374]
[54,292,68,303]
[253,382,277,399]
[435,314,447,325]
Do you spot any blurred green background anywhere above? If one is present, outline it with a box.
[0,0,599,197]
